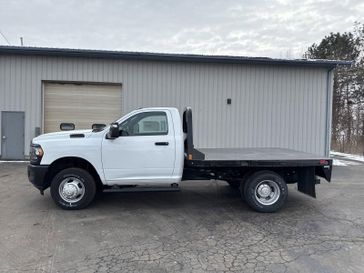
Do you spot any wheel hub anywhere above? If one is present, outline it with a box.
[62,183,79,199]
[257,184,272,198]
[254,180,281,206]
[59,177,85,203]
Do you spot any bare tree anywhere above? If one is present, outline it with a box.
[305,23,364,155]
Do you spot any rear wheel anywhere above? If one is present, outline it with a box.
[242,170,287,213]
[50,168,96,210]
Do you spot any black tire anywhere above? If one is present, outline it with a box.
[239,171,254,200]
[50,167,96,210]
[242,170,288,213]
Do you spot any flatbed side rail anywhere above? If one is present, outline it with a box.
[185,158,332,169]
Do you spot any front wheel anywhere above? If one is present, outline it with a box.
[50,168,96,210]
[242,170,288,213]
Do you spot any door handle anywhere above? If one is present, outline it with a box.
[155,142,169,146]
[2,136,6,140]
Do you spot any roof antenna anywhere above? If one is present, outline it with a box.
[20,37,23,46]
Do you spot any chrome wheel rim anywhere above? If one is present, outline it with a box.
[254,180,280,205]
[59,177,85,203]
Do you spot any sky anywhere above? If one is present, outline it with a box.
[0,0,363,58]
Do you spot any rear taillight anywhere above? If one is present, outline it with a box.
[319,159,328,165]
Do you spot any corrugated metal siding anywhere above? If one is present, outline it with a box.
[0,55,330,157]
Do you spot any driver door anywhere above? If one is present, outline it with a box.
[101,110,176,185]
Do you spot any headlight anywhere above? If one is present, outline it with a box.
[30,143,44,165]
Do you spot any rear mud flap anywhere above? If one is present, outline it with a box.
[297,167,316,198]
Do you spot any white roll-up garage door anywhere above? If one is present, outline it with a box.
[43,83,122,133]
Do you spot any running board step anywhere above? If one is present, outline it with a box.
[103,187,180,193]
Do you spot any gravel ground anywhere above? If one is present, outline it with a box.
[0,162,363,273]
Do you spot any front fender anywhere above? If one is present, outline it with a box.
[37,137,105,184]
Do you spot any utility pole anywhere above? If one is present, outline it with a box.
[20,37,23,46]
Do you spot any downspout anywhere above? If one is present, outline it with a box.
[325,67,335,157]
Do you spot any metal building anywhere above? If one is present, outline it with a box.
[0,46,349,159]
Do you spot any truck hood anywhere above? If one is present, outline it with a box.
[32,129,94,143]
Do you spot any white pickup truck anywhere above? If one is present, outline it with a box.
[28,107,332,212]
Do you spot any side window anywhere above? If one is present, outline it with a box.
[119,112,168,136]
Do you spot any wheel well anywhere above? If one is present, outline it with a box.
[45,157,103,191]
[241,168,295,183]
[223,168,295,187]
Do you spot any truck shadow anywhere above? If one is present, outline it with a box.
[95,185,242,210]
[91,182,311,213]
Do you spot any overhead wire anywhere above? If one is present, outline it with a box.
[0,29,11,45]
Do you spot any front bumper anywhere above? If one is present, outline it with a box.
[27,164,50,193]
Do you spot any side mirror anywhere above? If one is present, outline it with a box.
[107,123,119,139]
[92,123,106,130]
[60,123,75,131]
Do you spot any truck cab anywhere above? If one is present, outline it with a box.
[28,108,183,202]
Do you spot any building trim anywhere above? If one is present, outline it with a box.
[0,45,352,69]
[42,79,123,86]
[325,68,334,156]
